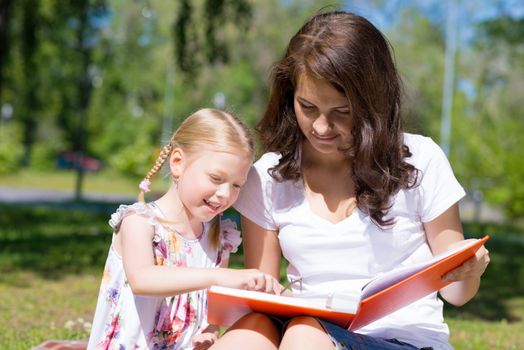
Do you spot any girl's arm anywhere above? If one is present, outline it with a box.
[241,215,282,280]
[119,213,281,297]
[191,324,220,350]
[424,203,490,306]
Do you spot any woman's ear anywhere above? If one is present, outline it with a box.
[169,147,185,178]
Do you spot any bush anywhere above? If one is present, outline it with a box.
[108,136,157,178]
[0,124,24,175]
[30,143,59,171]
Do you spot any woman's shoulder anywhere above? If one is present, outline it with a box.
[403,133,446,165]
[253,152,281,169]
[403,132,438,150]
[246,152,282,183]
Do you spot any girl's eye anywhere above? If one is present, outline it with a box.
[232,184,242,189]
[209,175,221,183]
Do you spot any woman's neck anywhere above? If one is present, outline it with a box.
[300,144,357,223]
[301,141,351,173]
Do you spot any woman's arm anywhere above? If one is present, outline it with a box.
[241,215,282,280]
[424,203,490,306]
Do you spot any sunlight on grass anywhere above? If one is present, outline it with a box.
[0,169,169,196]
[0,272,98,349]
[448,315,522,350]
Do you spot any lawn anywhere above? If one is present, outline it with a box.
[0,168,169,197]
[0,202,522,349]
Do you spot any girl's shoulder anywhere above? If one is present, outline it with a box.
[109,202,160,233]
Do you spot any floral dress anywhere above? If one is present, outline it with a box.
[87,202,241,350]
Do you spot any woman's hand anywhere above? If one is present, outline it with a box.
[214,268,285,294]
[442,239,490,282]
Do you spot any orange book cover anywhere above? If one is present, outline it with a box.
[208,236,489,330]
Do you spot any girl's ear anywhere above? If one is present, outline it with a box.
[169,147,185,178]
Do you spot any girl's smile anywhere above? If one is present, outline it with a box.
[174,149,252,223]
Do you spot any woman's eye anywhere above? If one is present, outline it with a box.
[334,110,350,117]
[299,102,316,110]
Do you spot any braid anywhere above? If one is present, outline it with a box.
[137,143,173,203]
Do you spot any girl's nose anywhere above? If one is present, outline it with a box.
[216,183,230,199]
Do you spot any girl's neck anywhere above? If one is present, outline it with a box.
[154,186,203,238]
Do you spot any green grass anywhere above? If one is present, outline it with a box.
[0,202,522,349]
[0,168,168,196]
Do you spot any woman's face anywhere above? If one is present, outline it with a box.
[294,73,353,157]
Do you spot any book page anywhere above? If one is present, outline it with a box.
[360,239,480,299]
[325,291,361,313]
[210,286,329,310]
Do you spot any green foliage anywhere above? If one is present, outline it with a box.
[476,16,524,46]
[451,15,524,219]
[108,135,156,178]
[2,0,524,217]
[0,124,24,175]
[30,142,60,171]
[389,8,445,137]
[174,0,252,77]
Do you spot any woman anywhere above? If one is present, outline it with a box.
[210,11,489,350]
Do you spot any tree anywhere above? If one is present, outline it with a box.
[456,16,524,219]
[173,0,252,77]
[0,0,13,105]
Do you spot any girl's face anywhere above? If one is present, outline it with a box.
[172,148,252,223]
[294,73,353,157]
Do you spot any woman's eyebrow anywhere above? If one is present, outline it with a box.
[296,96,348,110]
[296,96,314,104]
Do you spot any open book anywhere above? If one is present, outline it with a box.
[208,235,489,331]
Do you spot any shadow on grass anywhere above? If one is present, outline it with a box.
[1,204,522,324]
[0,203,113,283]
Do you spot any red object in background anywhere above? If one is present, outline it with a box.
[57,151,101,172]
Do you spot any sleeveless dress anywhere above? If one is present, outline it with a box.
[87,202,241,350]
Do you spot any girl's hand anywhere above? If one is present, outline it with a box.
[215,268,285,295]
[442,239,490,282]
[192,327,219,350]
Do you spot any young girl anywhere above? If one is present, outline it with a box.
[87,108,283,350]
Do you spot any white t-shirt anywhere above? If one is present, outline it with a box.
[234,133,465,350]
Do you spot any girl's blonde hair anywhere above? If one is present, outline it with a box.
[138,108,254,249]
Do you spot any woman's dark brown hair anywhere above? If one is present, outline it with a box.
[258,11,418,227]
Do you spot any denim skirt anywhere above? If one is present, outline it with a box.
[270,316,433,350]
[317,319,434,350]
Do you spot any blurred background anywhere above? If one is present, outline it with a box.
[0,0,523,349]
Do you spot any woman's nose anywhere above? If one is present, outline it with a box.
[312,114,331,135]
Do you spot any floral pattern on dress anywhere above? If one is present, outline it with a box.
[88,202,241,350]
